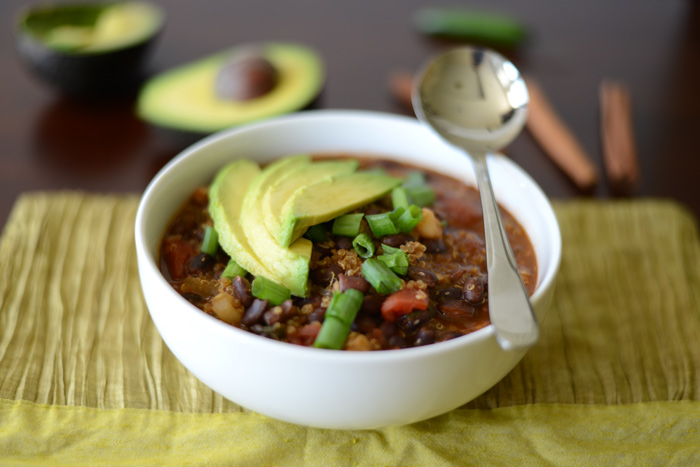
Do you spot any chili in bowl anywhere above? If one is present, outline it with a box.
[135,110,561,429]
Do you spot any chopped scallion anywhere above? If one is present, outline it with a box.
[406,185,436,207]
[251,276,291,306]
[395,204,423,233]
[313,317,347,350]
[366,212,399,237]
[378,244,410,275]
[222,259,246,280]
[304,223,329,243]
[361,258,403,295]
[391,187,411,210]
[380,244,404,256]
[389,206,405,224]
[313,289,363,349]
[201,226,219,256]
[402,171,427,188]
[325,288,363,326]
[332,213,364,237]
[352,233,376,258]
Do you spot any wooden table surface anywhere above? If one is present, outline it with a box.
[1,0,698,228]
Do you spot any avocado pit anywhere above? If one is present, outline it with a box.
[215,50,279,101]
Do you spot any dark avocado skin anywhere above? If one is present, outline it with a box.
[16,32,160,99]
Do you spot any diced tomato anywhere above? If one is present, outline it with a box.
[162,237,196,280]
[288,322,322,347]
[381,288,429,322]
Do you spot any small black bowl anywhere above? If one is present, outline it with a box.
[15,2,165,99]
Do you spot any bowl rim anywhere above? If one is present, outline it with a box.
[135,109,562,363]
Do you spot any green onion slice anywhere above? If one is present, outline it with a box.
[402,171,427,188]
[221,259,246,280]
[366,212,399,237]
[378,244,410,275]
[352,233,376,258]
[361,258,403,295]
[395,204,423,233]
[325,288,363,326]
[251,276,291,306]
[391,187,411,210]
[201,226,219,256]
[313,289,363,350]
[406,185,435,207]
[332,213,364,237]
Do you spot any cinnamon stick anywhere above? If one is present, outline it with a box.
[525,78,598,190]
[600,80,639,193]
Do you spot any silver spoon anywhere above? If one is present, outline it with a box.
[413,46,538,351]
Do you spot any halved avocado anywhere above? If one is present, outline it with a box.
[137,43,324,134]
[15,2,164,98]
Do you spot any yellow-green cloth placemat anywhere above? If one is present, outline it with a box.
[1,192,699,465]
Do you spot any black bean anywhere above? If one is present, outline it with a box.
[423,238,447,254]
[361,294,384,316]
[407,266,438,287]
[388,335,408,349]
[298,294,323,309]
[381,233,414,247]
[463,276,486,305]
[242,298,268,326]
[263,303,296,326]
[438,299,475,319]
[397,308,433,334]
[310,264,343,287]
[436,287,463,301]
[231,276,254,308]
[280,299,297,319]
[380,321,399,340]
[307,307,326,323]
[187,253,215,274]
[339,274,370,293]
[334,236,353,250]
[263,307,283,325]
[313,243,333,259]
[414,327,436,346]
[353,313,379,333]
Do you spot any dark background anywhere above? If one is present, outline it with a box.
[1,0,698,228]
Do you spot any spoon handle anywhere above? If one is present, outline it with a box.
[471,152,539,351]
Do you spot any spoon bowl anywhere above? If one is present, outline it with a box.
[413,46,538,351]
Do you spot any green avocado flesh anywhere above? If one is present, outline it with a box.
[209,157,314,298]
[20,2,163,53]
[208,156,401,297]
[263,159,359,247]
[208,159,276,283]
[137,43,324,134]
[280,172,402,246]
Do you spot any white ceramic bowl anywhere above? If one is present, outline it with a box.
[135,110,561,430]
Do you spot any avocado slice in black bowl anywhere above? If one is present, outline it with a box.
[15,1,164,99]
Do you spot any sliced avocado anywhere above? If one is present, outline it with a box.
[137,43,324,134]
[264,159,359,246]
[239,156,313,297]
[278,172,402,247]
[209,159,277,281]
